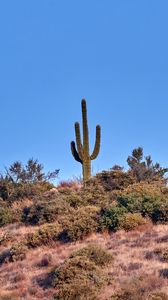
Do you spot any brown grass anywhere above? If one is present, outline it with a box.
[0,223,167,299]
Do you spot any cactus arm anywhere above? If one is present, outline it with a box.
[75,122,83,160]
[71,141,83,164]
[90,125,101,160]
[82,99,89,155]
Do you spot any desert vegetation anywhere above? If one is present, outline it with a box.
[0,145,167,299]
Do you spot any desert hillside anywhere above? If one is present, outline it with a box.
[0,148,168,300]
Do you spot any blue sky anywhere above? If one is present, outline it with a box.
[0,1,168,182]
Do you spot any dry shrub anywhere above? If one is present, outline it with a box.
[147,293,168,300]
[58,179,109,208]
[146,247,168,263]
[38,253,52,267]
[58,206,100,242]
[61,192,86,208]
[119,213,148,231]
[94,169,135,192]
[79,181,110,208]
[110,275,166,300]
[57,180,81,192]
[0,231,14,245]
[9,242,27,262]
[0,294,19,300]
[70,244,113,266]
[22,198,72,225]
[162,249,168,262]
[52,244,113,300]
[26,223,61,248]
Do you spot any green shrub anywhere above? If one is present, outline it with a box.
[22,198,71,225]
[140,195,168,224]
[53,261,102,300]
[119,213,147,231]
[94,169,135,192]
[11,182,54,200]
[9,242,27,262]
[52,244,112,300]
[0,207,13,227]
[26,223,61,248]
[62,192,85,208]
[99,205,127,232]
[80,182,110,208]
[70,244,113,266]
[117,183,168,223]
[58,206,100,242]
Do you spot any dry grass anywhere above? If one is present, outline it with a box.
[57,180,82,192]
[0,223,167,299]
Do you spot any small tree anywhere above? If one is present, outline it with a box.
[0,159,59,200]
[127,147,168,183]
[5,159,59,184]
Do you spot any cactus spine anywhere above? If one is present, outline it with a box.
[71,99,101,183]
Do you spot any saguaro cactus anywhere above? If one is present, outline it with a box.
[71,99,101,182]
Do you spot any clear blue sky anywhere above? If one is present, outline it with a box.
[0,1,168,182]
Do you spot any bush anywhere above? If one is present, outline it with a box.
[58,206,100,242]
[79,181,110,208]
[57,180,81,192]
[119,213,147,231]
[52,258,102,300]
[0,231,13,245]
[52,244,112,300]
[127,147,168,183]
[142,197,168,224]
[61,192,85,208]
[0,159,59,201]
[94,168,135,192]
[11,182,54,200]
[22,198,71,225]
[38,253,52,267]
[147,293,168,300]
[162,249,168,262]
[117,182,168,223]
[70,244,113,266]
[99,205,127,232]
[0,207,13,227]
[26,223,61,248]
[9,242,27,262]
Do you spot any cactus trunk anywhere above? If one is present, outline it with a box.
[82,159,91,182]
[71,99,101,183]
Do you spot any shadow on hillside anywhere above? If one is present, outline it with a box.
[160,269,168,278]
[33,272,53,289]
[0,249,10,266]
[156,235,168,243]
